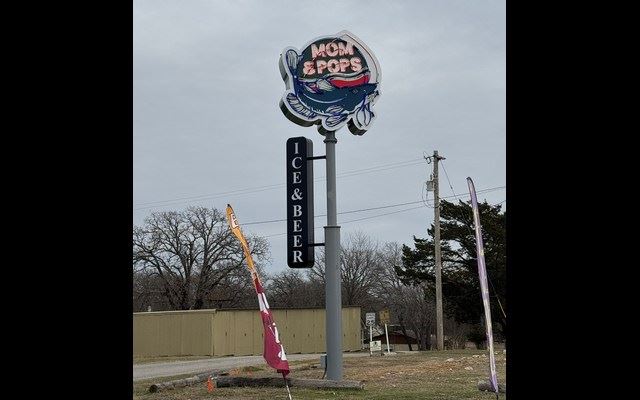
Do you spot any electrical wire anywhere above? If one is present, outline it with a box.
[134,158,424,210]
[439,160,460,203]
[135,185,504,240]
[244,199,427,226]
[241,185,504,226]
[440,160,507,320]
[261,204,430,238]
[340,205,427,224]
[421,182,434,208]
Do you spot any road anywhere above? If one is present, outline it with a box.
[133,352,371,381]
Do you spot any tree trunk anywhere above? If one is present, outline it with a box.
[419,334,427,350]
[424,331,432,350]
[399,321,412,351]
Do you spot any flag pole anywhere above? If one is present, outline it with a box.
[283,372,293,400]
[226,204,292,387]
[467,178,500,397]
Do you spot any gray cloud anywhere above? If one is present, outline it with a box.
[134,0,506,272]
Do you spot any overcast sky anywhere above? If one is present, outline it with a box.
[133,0,506,274]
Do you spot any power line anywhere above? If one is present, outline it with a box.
[421,182,434,208]
[135,185,504,237]
[261,204,430,238]
[439,160,507,320]
[439,160,460,202]
[134,158,424,210]
[244,199,424,226]
[135,183,284,207]
[241,185,505,226]
[340,205,427,224]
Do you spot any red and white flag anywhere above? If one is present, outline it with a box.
[254,275,290,375]
[226,204,290,376]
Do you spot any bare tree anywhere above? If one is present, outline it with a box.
[309,231,384,307]
[444,317,471,349]
[133,270,172,311]
[202,264,260,309]
[375,242,435,350]
[404,284,436,350]
[266,270,324,308]
[132,206,268,310]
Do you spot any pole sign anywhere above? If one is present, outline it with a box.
[286,137,315,268]
[365,312,376,326]
[279,30,382,135]
[379,309,390,325]
[370,340,382,352]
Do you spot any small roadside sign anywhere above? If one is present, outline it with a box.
[365,312,375,326]
[370,340,382,351]
[379,309,390,325]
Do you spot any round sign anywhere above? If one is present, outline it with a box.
[279,30,382,136]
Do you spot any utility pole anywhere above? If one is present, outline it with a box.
[430,150,445,351]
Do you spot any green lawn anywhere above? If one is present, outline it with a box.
[133,349,506,399]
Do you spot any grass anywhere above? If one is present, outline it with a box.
[133,349,506,399]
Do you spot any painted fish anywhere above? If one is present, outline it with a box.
[281,49,380,129]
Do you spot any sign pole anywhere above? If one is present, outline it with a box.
[324,130,342,381]
[384,323,391,354]
[280,31,381,382]
[369,324,373,356]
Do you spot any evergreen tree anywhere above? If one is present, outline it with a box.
[395,200,506,337]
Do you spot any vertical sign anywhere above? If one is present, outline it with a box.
[286,137,314,268]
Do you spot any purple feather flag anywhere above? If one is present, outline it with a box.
[467,177,499,394]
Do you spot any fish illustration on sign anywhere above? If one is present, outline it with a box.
[279,30,382,135]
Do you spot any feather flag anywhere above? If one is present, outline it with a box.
[467,178,499,395]
[225,204,290,376]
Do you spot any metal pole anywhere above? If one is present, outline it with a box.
[369,324,373,356]
[324,130,342,380]
[384,323,391,354]
[434,150,444,351]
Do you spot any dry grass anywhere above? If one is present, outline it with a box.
[133,349,506,400]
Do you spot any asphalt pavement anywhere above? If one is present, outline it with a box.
[133,352,370,381]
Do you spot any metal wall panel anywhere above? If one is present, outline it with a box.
[133,307,361,357]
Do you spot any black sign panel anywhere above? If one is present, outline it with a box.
[286,137,314,268]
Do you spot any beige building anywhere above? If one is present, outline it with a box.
[133,307,361,357]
